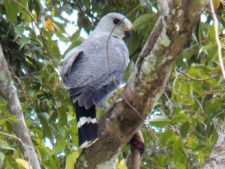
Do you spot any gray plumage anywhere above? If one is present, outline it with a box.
[61,13,131,110]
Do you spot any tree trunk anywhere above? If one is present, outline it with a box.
[0,44,41,169]
[74,0,210,169]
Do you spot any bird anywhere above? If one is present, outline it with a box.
[61,13,132,148]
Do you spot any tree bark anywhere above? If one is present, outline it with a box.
[129,130,145,169]
[0,44,41,169]
[74,1,209,169]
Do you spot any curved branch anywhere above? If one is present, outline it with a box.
[75,1,209,168]
[0,44,41,169]
[176,68,218,81]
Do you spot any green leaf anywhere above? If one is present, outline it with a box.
[160,129,175,146]
[195,122,207,139]
[65,36,84,54]
[70,31,81,40]
[3,0,18,23]
[133,13,152,31]
[171,113,189,123]
[52,136,66,155]
[172,137,185,163]
[149,114,170,127]
[38,113,52,137]
[180,121,190,138]
[18,0,31,22]
[172,163,186,169]
[127,31,141,55]
[0,140,15,151]
[65,151,79,169]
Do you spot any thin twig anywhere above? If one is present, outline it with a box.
[176,68,218,81]
[164,91,174,112]
[210,0,225,79]
[0,131,32,169]
[199,88,225,96]
[142,123,162,146]
[105,5,145,121]
[166,87,204,113]
[0,131,25,147]
[75,1,99,22]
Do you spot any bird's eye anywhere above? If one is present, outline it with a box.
[113,18,121,24]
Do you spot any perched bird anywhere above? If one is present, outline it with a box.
[61,13,132,148]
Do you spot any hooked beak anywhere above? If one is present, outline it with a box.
[124,24,132,38]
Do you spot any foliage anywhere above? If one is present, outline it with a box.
[0,0,224,168]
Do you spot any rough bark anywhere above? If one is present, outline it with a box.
[74,1,209,169]
[75,0,211,169]
[129,130,145,169]
[0,44,41,169]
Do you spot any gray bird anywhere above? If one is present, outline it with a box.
[61,13,132,148]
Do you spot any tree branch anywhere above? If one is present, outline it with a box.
[129,130,145,169]
[0,44,41,169]
[74,1,209,168]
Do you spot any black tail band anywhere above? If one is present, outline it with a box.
[71,96,98,147]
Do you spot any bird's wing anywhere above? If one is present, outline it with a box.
[60,47,83,80]
[70,70,123,109]
[63,35,129,108]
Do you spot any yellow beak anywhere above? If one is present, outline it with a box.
[124,24,133,31]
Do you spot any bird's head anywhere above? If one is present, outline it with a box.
[95,13,132,39]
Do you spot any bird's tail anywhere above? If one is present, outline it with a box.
[71,96,98,148]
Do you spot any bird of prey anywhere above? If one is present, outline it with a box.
[61,13,132,148]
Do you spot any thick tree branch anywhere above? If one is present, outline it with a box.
[0,44,41,169]
[129,130,145,169]
[75,1,209,169]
